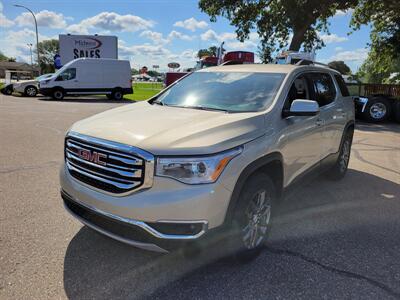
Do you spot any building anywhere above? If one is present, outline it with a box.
[0,61,40,78]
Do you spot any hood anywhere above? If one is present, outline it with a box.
[70,101,266,155]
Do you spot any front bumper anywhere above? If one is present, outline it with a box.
[39,88,52,96]
[60,163,232,251]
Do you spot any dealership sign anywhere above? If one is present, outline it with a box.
[168,62,180,69]
[59,34,118,65]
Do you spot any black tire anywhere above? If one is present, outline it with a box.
[362,97,392,122]
[112,89,123,101]
[3,86,13,95]
[327,129,353,180]
[394,101,400,123]
[24,85,38,97]
[232,173,276,261]
[52,89,64,100]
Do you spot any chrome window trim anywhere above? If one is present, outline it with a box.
[66,131,155,197]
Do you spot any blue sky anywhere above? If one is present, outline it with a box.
[0,0,372,72]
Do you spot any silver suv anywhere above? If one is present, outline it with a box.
[60,64,354,255]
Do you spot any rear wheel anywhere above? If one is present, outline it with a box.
[232,173,276,260]
[52,89,64,100]
[112,89,123,100]
[24,86,38,97]
[3,86,13,95]
[363,97,391,122]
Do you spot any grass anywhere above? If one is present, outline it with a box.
[124,82,164,101]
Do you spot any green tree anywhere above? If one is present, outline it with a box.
[197,46,218,58]
[328,61,351,74]
[0,51,16,62]
[351,0,400,83]
[35,39,59,73]
[199,0,358,62]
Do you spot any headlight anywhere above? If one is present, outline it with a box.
[156,147,242,184]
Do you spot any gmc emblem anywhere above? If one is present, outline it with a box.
[77,149,107,166]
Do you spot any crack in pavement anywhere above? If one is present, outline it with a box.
[266,247,400,299]
[0,161,60,174]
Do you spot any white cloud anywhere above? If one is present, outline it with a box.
[167,30,194,41]
[226,40,257,50]
[334,9,354,17]
[328,48,368,62]
[0,28,54,62]
[0,1,14,27]
[140,30,168,44]
[119,43,170,57]
[174,17,208,32]
[200,29,236,43]
[320,33,348,44]
[66,12,154,34]
[15,10,68,28]
[335,46,344,52]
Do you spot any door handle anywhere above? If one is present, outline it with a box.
[316,119,324,126]
[73,80,78,82]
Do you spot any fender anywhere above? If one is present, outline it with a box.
[223,152,283,225]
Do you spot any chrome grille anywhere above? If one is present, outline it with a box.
[65,132,154,195]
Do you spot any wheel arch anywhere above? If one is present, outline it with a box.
[223,152,284,225]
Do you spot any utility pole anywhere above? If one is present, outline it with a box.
[27,43,33,66]
[14,4,41,74]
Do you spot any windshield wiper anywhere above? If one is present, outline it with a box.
[170,105,230,112]
[151,100,164,106]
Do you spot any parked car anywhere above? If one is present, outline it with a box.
[60,63,354,257]
[39,58,133,100]
[12,73,54,97]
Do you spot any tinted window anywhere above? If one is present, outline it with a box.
[156,72,285,112]
[334,74,350,96]
[309,73,336,106]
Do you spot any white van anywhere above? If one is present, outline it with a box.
[39,58,132,100]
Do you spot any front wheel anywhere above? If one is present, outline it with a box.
[232,173,276,260]
[24,86,38,97]
[52,89,64,100]
[327,130,353,180]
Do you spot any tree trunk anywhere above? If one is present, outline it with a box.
[289,26,308,51]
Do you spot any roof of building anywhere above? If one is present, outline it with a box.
[0,61,39,71]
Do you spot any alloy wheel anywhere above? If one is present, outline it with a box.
[26,87,36,96]
[339,140,351,173]
[242,190,271,249]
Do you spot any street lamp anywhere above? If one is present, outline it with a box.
[14,4,41,74]
[27,43,33,66]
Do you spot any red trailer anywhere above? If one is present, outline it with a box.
[165,51,255,87]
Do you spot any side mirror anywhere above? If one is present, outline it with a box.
[55,76,63,81]
[284,99,319,117]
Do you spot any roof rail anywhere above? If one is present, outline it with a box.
[295,59,333,69]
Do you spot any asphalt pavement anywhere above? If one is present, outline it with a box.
[1,94,399,299]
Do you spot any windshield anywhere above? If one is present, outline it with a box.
[156,72,285,112]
